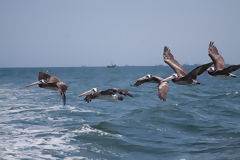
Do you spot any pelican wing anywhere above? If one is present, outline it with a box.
[158,81,169,101]
[163,46,187,77]
[57,82,68,92]
[39,72,61,83]
[84,95,92,103]
[84,94,95,103]
[109,88,133,97]
[208,41,226,71]
[47,76,61,83]
[38,72,51,81]
[60,91,66,105]
[134,79,149,86]
[134,75,163,86]
[84,92,100,103]
[222,65,240,73]
[57,82,68,105]
[185,62,213,80]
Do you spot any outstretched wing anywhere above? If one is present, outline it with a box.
[208,41,226,71]
[60,91,66,105]
[84,92,100,103]
[158,81,169,101]
[185,62,213,80]
[110,88,133,97]
[57,82,68,92]
[48,76,61,83]
[222,65,240,73]
[84,94,97,103]
[38,72,51,81]
[133,79,148,86]
[134,75,163,86]
[84,95,92,103]
[39,72,61,84]
[163,46,187,77]
[57,82,68,105]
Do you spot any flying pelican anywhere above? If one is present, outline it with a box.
[133,73,177,101]
[26,72,68,105]
[78,88,133,103]
[163,46,213,85]
[207,41,240,78]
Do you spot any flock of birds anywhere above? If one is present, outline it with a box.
[26,42,240,105]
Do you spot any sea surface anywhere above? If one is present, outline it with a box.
[0,66,240,160]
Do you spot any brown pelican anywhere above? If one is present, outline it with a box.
[134,73,177,101]
[163,46,213,85]
[78,88,133,103]
[207,41,240,78]
[26,72,68,105]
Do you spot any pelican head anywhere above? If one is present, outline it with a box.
[162,73,178,82]
[135,74,152,82]
[146,74,152,79]
[40,79,47,83]
[207,67,215,73]
[171,73,178,79]
[91,88,98,93]
[142,74,153,80]
[78,88,99,97]
[26,79,46,87]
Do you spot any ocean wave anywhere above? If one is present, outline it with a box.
[68,105,100,114]
[0,127,77,159]
[73,124,122,138]
[64,156,90,160]
[1,67,240,159]
[209,91,239,99]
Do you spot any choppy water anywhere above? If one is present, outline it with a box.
[0,66,240,160]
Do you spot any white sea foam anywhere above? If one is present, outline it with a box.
[79,142,123,158]
[68,105,97,113]
[78,109,97,113]
[6,107,40,114]
[73,124,122,138]
[156,128,167,132]
[64,156,90,160]
[46,116,75,122]
[46,105,64,110]
[0,126,78,159]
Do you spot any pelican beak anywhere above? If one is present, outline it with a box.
[26,81,41,87]
[78,90,92,97]
[136,76,147,81]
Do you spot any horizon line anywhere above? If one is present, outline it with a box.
[0,63,223,69]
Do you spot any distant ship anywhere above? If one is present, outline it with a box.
[107,64,117,68]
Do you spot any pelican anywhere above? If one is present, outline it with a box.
[26,72,68,105]
[78,88,133,103]
[163,46,213,85]
[207,41,240,78]
[133,73,177,101]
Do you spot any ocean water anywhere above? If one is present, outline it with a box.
[0,66,240,160]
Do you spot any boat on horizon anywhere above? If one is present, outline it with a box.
[107,64,117,68]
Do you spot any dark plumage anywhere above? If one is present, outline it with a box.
[163,46,213,85]
[207,41,240,78]
[78,88,133,103]
[26,72,68,105]
[134,74,177,101]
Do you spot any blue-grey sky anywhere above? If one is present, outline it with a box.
[1,0,240,67]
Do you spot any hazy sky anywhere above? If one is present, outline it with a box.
[1,0,240,67]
